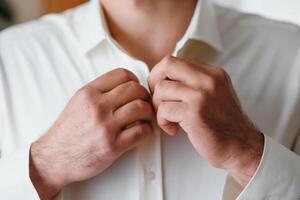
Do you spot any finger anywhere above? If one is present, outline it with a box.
[106,81,150,110]
[114,99,154,129]
[115,122,153,152]
[152,80,197,110]
[88,68,138,92]
[157,101,187,136]
[148,56,210,93]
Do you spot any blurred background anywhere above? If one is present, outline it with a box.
[0,0,300,30]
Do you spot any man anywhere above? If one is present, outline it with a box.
[0,0,299,199]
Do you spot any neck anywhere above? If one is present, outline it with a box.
[101,0,197,67]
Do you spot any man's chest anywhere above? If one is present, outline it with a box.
[1,42,299,199]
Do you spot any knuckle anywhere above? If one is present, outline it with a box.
[205,76,218,92]
[89,107,101,122]
[162,55,175,65]
[97,97,107,108]
[215,68,228,81]
[93,123,117,155]
[117,68,137,82]
[190,92,204,103]
[99,121,112,135]
[76,86,95,102]
[91,103,107,121]
[205,68,229,93]
[134,100,152,113]
[127,80,140,91]
[190,92,206,111]
[132,127,144,142]
[132,124,151,142]
[95,99,111,120]
[134,99,146,108]
[138,86,149,99]
[103,142,117,156]
[133,99,154,118]
[77,87,106,121]
[100,122,110,136]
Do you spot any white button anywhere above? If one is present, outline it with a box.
[145,170,156,181]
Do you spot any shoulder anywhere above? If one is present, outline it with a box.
[215,4,300,53]
[0,18,62,50]
[0,2,89,56]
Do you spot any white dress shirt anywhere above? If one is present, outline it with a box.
[0,0,300,199]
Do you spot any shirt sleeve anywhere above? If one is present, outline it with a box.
[0,39,40,199]
[236,134,300,200]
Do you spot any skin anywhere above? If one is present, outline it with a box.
[30,0,264,199]
[102,0,197,67]
[148,56,264,187]
[30,69,155,199]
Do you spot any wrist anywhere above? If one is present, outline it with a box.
[30,141,66,200]
[227,129,264,187]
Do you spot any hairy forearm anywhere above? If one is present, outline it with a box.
[29,143,62,200]
[227,130,264,187]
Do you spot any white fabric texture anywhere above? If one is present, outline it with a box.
[214,0,300,26]
[0,0,300,199]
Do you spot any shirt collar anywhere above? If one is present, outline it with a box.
[175,0,224,53]
[73,0,223,54]
[71,0,107,54]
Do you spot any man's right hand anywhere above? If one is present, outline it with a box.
[29,68,154,200]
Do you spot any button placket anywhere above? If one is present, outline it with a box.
[113,49,163,200]
[138,127,163,200]
[130,61,163,200]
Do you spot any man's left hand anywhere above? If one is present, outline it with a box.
[148,56,264,187]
